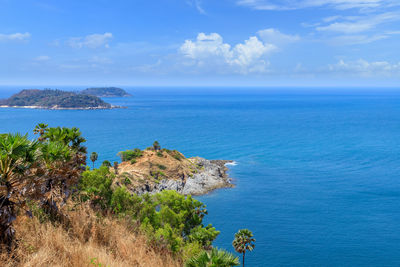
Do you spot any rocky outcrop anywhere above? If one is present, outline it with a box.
[119,157,234,196]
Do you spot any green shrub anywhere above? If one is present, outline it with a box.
[124,177,132,185]
[117,148,143,162]
[79,166,114,208]
[130,159,137,164]
[157,151,163,157]
[101,160,112,167]
[157,164,167,170]
[110,187,142,215]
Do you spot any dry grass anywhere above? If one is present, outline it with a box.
[0,205,181,267]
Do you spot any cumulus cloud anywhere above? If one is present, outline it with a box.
[329,59,400,76]
[179,32,277,73]
[237,0,399,11]
[0,32,31,42]
[67,33,113,49]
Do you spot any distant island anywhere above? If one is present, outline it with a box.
[81,87,132,97]
[0,89,117,110]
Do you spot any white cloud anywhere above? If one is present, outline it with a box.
[187,0,206,14]
[34,55,50,61]
[258,28,300,45]
[329,59,400,76]
[316,12,400,33]
[0,32,31,42]
[237,0,399,11]
[179,32,277,73]
[67,33,113,49]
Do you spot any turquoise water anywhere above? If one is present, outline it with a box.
[1,87,400,266]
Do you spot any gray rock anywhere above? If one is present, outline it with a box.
[131,157,234,196]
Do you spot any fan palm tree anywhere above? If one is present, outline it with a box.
[232,229,255,267]
[90,152,98,169]
[0,133,38,248]
[153,141,160,151]
[185,248,240,267]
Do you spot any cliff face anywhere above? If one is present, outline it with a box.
[114,150,233,195]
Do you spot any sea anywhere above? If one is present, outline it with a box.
[1,86,400,266]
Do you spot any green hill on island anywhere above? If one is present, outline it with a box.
[0,89,113,109]
[81,87,131,97]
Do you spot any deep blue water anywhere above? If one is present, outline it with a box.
[1,87,400,266]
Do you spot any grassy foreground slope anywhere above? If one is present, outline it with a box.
[1,206,179,267]
[0,124,241,267]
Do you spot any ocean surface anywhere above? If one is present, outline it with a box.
[1,87,400,266]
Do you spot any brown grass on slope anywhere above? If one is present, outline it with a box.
[0,206,181,267]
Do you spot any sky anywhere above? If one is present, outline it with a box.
[1,0,400,87]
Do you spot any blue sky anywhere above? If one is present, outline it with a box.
[1,0,400,87]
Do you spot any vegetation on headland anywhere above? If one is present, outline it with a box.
[0,89,112,109]
[0,124,255,266]
[81,87,131,97]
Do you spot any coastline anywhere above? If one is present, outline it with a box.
[129,157,235,196]
[0,105,125,110]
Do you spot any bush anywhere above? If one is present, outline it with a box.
[157,151,163,157]
[110,187,142,215]
[157,164,167,170]
[79,166,114,208]
[118,148,143,162]
[101,160,112,167]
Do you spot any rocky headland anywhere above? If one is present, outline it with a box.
[113,147,234,196]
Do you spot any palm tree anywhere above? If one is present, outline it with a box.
[113,161,119,174]
[232,229,255,267]
[90,152,98,169]
[185,248,240,267]
[153,141,160,151]
[0,133,38,248]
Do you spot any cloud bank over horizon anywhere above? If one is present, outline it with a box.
[0,0,399,86]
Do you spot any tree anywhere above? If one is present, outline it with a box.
[153,141,161,151]
[0,134,38,249]
[113,161,119,174]
[90,152,98,169]
[185,248,240,267]
[101,160,112,167]
[232,229,255,267]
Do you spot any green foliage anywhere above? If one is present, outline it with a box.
[117,148,143,162]
[2,89,111,108]
[0,125,86,248]
[157,151,163,157]
[157,164,167,170]
[188,225,220,248]
[166,149,184,161]
[90,152,98,168]
[153,141,161,151]
[79,166,114,208]
[81,87,131,97]
[101,160,112,167]
[110,187,142,215]
[123,177,132,185]
[185,248,240,267]
[130,159,137,164]
[232,229,255,267]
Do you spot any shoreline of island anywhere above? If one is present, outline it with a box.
[111,147,236,196]
[0,105,125,110]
